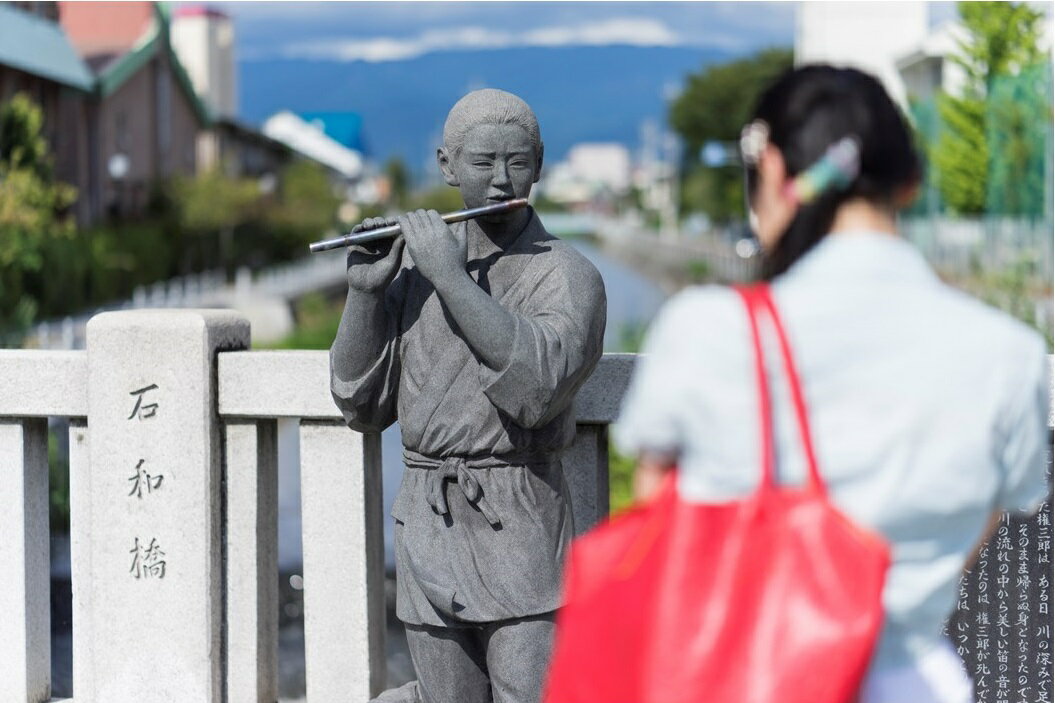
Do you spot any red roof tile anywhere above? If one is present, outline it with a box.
[173,5,228,20]
[58,1,154,58]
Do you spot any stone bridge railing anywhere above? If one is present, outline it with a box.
[0,309,633,703]
[1,309,1050,703]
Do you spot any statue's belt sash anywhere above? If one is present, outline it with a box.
[402,449,553,528]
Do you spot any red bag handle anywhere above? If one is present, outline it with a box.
[735,284,826,496]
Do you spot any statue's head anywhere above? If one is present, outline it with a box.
[438,89,544,213]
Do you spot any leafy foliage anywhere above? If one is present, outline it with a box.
[174,167,261,233]
[263,292,343,350]
[267,160,341,237]
[985,63,1053,216]
[384,157,410,209]
[669,48,792,223]
[408,185,465,214]
[0,94,345,340]
[934,94,988,214]
[933,1,1049,214]
[954,1,1047,87]
[609,444,636,514]
[0,94,77,333]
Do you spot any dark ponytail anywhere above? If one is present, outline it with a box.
[748,65,921,279]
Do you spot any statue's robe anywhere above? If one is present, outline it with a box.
[331,211,607,627]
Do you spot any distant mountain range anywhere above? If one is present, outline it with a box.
[238,45,728,177]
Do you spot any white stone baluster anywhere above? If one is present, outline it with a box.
[299,421,385,701]
[224,419,279,703]
[68,418,90,700]
[0,418,51,703]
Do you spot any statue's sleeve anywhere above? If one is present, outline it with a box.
[478,257,607,429]
[329,274,407,433]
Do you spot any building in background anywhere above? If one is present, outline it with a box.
[170,5,236,118]
[297,111,366,155]
[540,142,631,211]
[0,3,94,222]
[262,110,364,182]
[1,1,346,225]
[59,1,209,219]
[204,116,292,182]
[795,1,929,108]
[796,2,1052,107]
[895,22,971,103]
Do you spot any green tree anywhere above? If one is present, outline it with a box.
[173,166,262,272]
[268,160,340,236]
[985,62,1052,216]
[933,1,1048,214]
[384,157,410,209]
[0,94,76,334]
[669,48,792,223]
[408,184,465,213]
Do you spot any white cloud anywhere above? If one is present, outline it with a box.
[524,18,679,47]
[277,17,684,63]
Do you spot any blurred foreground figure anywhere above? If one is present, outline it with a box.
[614,66,1048,703]
[331,89,606,703]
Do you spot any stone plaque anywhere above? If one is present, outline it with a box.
[81,310,247,702]
[947,444,1053,703]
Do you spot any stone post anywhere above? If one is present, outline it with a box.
[0,418,50,703]
[566,354,635,533]
[81,310,248,702]
[565,424,610,535]
[300,421,386,701]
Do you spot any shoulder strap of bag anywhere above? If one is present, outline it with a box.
[734,284,826,496]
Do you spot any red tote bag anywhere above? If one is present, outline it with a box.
[544,284,891,703]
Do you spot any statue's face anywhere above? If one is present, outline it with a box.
[443,123,541,215]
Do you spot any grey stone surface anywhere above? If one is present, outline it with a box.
[81,309,248,702]
[572,352,635,424]
[219,350,339,419]
[403,614,555,703]
[562,425,610,535]
[299,421,386,701]
[0,418,51,703]
[0,351,86,417]
[224,419,279,703]
[329,89,606,702]
[218,349,635,424]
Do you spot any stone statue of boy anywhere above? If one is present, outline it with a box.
[330,89,606,703]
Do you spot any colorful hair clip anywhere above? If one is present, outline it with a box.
[784,136,861,205]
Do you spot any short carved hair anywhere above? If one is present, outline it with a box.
[443,89,542,156]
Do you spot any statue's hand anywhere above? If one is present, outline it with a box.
[346,216,406,293]
[398,209,467,286]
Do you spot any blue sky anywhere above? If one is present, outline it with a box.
[204,2,967,64]
[209,2,801,62]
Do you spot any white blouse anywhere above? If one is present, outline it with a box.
[613,230,1049,691]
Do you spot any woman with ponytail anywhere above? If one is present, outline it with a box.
[612,66,1049,702]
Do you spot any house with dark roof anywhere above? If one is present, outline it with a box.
[1,1,340,226]
[58,1,211,220]
[0,2,95,222]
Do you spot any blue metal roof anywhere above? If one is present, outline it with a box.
[0,6,93,91]
[298,111,366,153]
